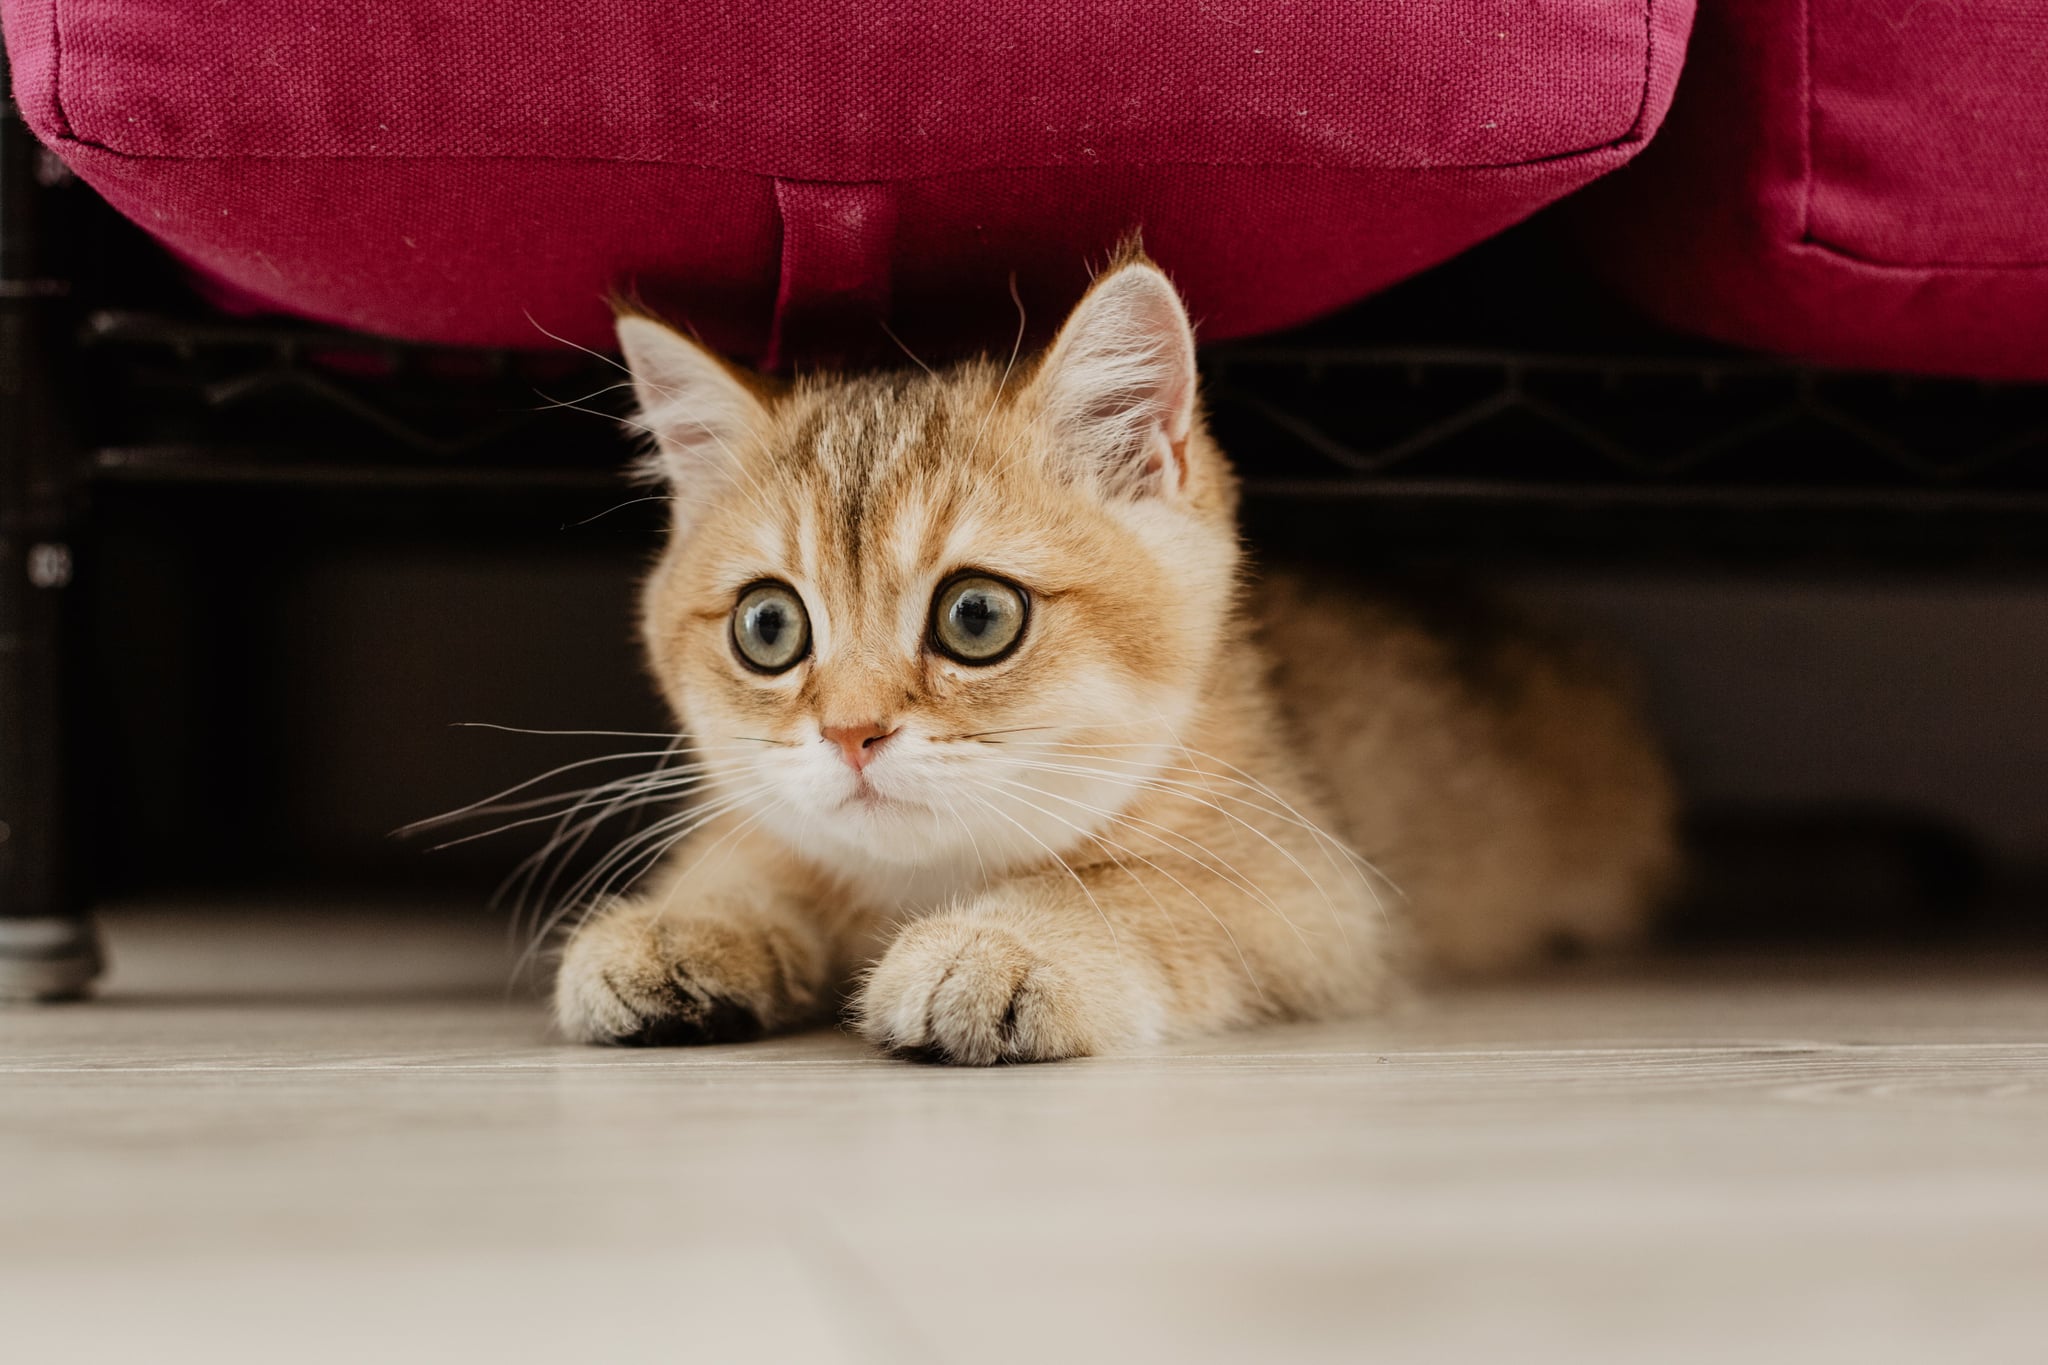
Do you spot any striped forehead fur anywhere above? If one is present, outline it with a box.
[780,367,978,480]
[774,368,979,576]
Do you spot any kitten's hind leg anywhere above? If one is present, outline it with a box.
[553,833,832,1046]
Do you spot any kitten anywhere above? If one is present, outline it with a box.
[553,253,1677,1063]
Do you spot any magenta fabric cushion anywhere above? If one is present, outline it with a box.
[1575,0,2048,380]
[5,0,1691,363]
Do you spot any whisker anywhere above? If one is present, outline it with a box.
[398,745,688,834]
[959,775,1182,946]
[1003,737,1403,895]
[962,272,1029,465]
[956,788,1122,952]
[562,772,776,910]
[515,785,772,981]
[1142,711,1394,946]
[425,775,716,851]
[940,791,995,890]
[450,723,685,740]
[878,319,936,378]
[645,799,777,933]
[945,724,1060,742]
[560,797,741,923]
[960,778,1263,998]
[562,493,675,529]
[532,378,638,410]
[984,754,1355,916]
[973,722,1398,946]
[523,311,634,375]
[978,769,1314,950]
[427,767,702,826]
[500,740,695,946]
[522,779,743,938]
[552,397,669,443]
[625,357,789,525]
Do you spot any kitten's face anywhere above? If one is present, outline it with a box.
[623,261,1239,886]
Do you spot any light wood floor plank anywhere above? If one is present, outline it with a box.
[4,901,2045,1363]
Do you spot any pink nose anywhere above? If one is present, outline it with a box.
[822,723,898,773]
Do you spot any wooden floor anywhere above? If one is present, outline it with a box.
[5,901,2047,1364]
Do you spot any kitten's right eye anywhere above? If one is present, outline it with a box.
[731,581,811,674]
[930,573,1029,664]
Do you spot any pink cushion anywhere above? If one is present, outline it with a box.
[6,0,1690,362]
[1575,0,2048,380]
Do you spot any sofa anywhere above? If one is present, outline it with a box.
[2,0,1694,363]
[1577,0,2048,381]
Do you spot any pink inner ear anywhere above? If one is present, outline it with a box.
[1130,293,1196,460]
[1037,263,1200,497]
[1139,428,1188,492]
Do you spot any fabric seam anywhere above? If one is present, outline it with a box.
[1619,0,1658,144]
[1787,238,2048,275]
[41,10,1659,178]
[1797,0,1814,247]
[46,0,74,139]
[34,136,1643,178]
[1794,1,2036,272]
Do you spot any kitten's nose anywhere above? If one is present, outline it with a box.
[822,722,898,773]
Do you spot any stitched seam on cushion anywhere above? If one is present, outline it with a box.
[46,0,74,139]
[1787,238,2048,274]
[42,78,1657,170]
[42,20,1658,177]
[31,137,1643,177]
[1619,0,1656,144]
[44,106,1653,173]
[1797,0,1814,246]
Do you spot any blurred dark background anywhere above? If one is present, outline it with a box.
[67,212,2048,944]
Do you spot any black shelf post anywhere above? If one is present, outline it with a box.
[0,49,100,999]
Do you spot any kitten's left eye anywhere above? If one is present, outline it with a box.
[931,573,1029,664]
[731,580,811,673]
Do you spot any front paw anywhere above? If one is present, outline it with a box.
[854,914,1129,1065]
[554,903,823,1047]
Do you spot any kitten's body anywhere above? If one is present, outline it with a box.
[1258,575,1675,974]
[555,260,1674,1062]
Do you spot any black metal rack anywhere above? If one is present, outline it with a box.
[71,309,2048,554]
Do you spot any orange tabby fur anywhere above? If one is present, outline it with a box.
[553,256,1676,1063]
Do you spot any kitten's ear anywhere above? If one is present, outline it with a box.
[1029,258,1198,499]
[615,314,770,492]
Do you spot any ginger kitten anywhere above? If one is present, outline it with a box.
[553,255,1676,1063]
